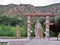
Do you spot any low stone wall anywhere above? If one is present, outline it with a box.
[0,39,60,45]
[8,39,60,45]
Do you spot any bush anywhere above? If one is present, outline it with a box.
[50,31,56,37]
[0,25,16,37]
[20,27,27,37]
[0,15,23,26]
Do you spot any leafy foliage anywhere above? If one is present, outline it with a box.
[0,15,23,26]
[0,25,16,37]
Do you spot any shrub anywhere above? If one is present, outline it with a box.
[20,27,27,37]
[0,25,16,37]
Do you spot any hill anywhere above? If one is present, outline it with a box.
[0,3,60,17]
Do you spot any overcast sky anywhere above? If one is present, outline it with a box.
[0,0,60,6]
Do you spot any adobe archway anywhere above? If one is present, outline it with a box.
[23,13,54,40]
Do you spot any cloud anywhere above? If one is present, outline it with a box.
[0,0,20,5]
[0,0,60,6]
[21,0,53,6]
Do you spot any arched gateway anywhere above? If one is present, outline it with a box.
[23,13,54,40]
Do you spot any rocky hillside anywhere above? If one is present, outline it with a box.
[36,3,60,16]
[0,3,60,17]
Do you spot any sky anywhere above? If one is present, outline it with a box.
[0,0,60,6]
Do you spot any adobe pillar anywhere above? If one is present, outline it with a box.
[27,16,31,40]
[45,16,50,39]
[16,25,20,39]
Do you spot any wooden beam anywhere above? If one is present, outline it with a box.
[23,13,54,17]
[44,23,54,25]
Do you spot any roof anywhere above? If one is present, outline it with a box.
[23,13,54,17]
